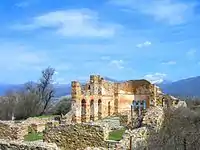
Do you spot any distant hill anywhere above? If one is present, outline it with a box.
[0,77,118,98]
[1,76,200,98]
[0,84,24,95]
[0,83,70,98]
[159,76,200,97]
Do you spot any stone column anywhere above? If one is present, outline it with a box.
[71,81,82,123]
[114,83,119,114]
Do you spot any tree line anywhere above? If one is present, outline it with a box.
[0,67,71,120]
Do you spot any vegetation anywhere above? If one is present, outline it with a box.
[0,66,57,120]
[24,132,43,141]
[53,97,72,115]
[147,105,200,149]
[108,128,125,141]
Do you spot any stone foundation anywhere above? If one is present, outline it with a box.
[43,124,109,150]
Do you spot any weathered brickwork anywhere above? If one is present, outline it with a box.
[71,75,161,123]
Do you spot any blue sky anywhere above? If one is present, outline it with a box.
[0,0,200,84]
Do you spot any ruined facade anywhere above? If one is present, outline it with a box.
[71,75,161,123]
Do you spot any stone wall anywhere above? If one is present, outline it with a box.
[0,117,55,141]
[0,139,59,150]
[143,106,165,131]
[25,117,52,133]
[0,121,28,141]
[43,124,109,150]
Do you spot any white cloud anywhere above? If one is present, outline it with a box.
[12,9,121,37]
[109,60,124,69]
[144,73,167,84]
[0,43,47,71]
[136,41,151,48]
[109,0,196,25]
[162,61,176,65]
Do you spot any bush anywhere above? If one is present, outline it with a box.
[147,107,200,149]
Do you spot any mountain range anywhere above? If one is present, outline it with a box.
[0,76,200,98]
[159,76,200,97]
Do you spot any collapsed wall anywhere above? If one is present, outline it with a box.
[0,139,59,150]
[43,124,109,150]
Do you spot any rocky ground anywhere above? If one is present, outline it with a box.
[0,139,59,150]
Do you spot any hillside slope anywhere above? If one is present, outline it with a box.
[160,76,200,97]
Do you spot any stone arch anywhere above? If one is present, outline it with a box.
[108,101,111,116]
[90,99,94,121]
[98,99,102,120]
[81,99,87,122]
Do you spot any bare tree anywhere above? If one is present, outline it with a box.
[38,67,55,115]
[0,66,56,120]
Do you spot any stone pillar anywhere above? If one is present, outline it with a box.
[71,81,82,123]
[90,75,103,121]
[94,97,99,121]
[114,83,119,114]
[90,75,100,95]
[85,98,91,122]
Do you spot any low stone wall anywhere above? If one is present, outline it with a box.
[0,139,59,150]
[0,121,28,141]
[0,117,56,141]
[43,124,109,150]
[30,123,46,133]
[25,117,53,133]
[95,116,122,130]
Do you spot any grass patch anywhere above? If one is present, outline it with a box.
[108,128,125,141]
[24,132,43,141]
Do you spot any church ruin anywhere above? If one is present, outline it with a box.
[71,75,161,123]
